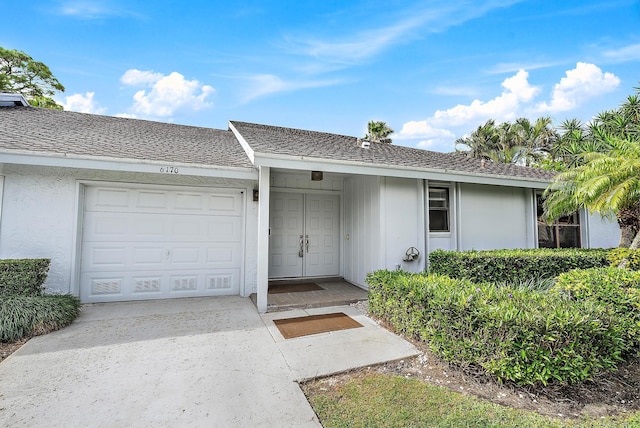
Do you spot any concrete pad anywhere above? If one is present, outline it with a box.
[0,297,320,428]
[262,305,419,381]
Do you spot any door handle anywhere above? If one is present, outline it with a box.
[299,235,304,258]
[305,235,309,253]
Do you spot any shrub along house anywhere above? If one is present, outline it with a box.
[0,93,619,312]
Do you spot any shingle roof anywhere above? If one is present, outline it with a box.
[0,106,254,169]
[0,106,556,183]
[230,121,556,182]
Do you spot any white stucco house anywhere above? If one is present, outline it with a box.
[0,94,619,312]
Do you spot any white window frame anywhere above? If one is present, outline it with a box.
[428,186,451,233]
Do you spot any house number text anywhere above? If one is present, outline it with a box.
[159,166,179,174]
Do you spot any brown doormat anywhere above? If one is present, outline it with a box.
[273,312,363,339]
[268,282,323,294]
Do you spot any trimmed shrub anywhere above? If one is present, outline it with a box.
[0,259,51,297]
[0,294,81,342]
[552,267,640,352]
[429,248,609,284]
[608,248,640,270]
[367,270,627,386]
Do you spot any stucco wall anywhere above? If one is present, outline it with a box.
[0,164,258,297]
[458,183,534,250]
[1,169,77,293]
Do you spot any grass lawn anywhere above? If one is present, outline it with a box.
[303,373,640,428]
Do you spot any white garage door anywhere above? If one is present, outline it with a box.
[80,185,244,303]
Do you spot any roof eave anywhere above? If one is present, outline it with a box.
[252,152,551,189]
[0,93,29,106]
[0,150,259,180]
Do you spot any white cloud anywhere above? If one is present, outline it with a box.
[56,1,142,19]
[416,140,436,149]
[430,69,540,126]
[485,60,559,75]
[602,43,640,63]
[397,62,621,152]
[537,62,620,113]
[398,69,539,151]
[396,120,455,140]
[62,92,106,114]
[120,70,215,118]
[114,113,138,119]
[294,16,424,64]
[287,0,523,66]
[120,69,163,86]
[241,74,343,103]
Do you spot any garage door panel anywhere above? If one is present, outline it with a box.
[88,214,129,237]
[86,246,126,266]
[86,188,243,215]
[205,244,240,265]
[136,190,167,208]
[135,217,166,236]
[206,218,242,241]
[83,244,242,271]
[81,186,244,303]
[175,192,204,210]
[81,268,240,303]
[206,194,241,213]
[132,246,165,265]
[171,247,201,264]
[172,218,203,237]
[84,214,242,243]
[87,188,130,209]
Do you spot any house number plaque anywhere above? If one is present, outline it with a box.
[159,166,179,174]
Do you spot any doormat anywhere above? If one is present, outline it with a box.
[273,312,363,339]
[268,282,323,294]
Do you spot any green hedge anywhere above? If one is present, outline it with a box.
[608,248,640,270]
[0,259,51,297]
[552,267,640,352]
[0,294,81,342]
[367,270,628,386]
[428,249,609,284]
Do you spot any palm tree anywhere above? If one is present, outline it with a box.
[364,121,394,144]
[456,117,557,166]
[511,117,557,166]
[549,118,610,169]
[455,119,500,160]
[544,135,640,248]
[544,85,640,248]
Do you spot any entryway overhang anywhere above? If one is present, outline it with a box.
[249,152,551,190]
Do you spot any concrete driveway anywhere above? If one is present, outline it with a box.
[0,297,417,427]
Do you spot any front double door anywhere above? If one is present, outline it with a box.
[269,192,340,278]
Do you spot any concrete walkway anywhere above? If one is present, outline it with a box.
[0,297,417,427]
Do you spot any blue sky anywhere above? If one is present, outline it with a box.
[3,1,639,152]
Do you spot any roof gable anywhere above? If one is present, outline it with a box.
[229,120,556,184]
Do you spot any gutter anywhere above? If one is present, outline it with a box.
[251,152,552,190]
[0,150,259,180]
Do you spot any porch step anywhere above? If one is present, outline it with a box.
[251,279,369,313]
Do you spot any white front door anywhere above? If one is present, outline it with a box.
[269,192,340,278]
